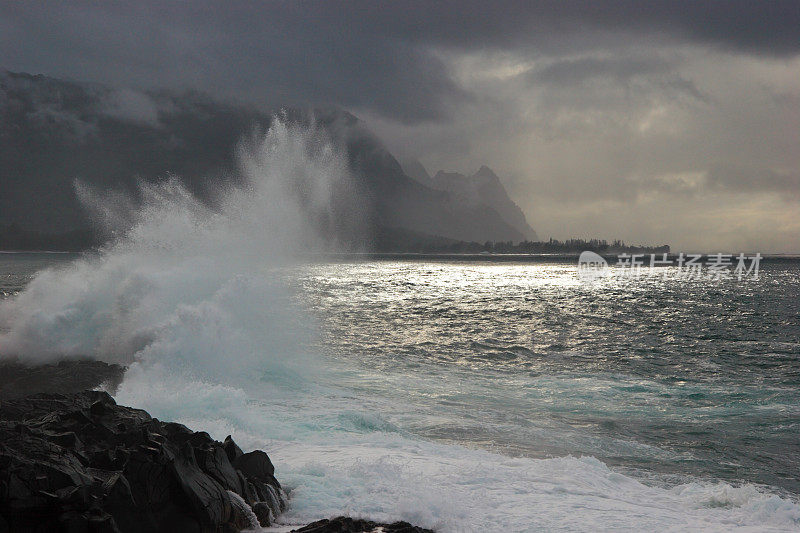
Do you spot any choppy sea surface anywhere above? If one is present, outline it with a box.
[2,252,799,532]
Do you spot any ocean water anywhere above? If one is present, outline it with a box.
[1,252,799,532]
[0,121,798,531]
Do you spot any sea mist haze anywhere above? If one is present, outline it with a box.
[1,122,799,531]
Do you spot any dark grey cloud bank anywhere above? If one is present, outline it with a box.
[3,1,798,121]
[2,1,799,251]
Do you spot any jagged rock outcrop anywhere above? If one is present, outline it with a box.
[0,390,285,532]
[0,360,125,400]
[292,516,435,533]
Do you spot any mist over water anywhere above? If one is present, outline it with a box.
[0,117,355,366]
[1,120,799,531]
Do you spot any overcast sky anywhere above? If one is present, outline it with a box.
[3,1,799,252]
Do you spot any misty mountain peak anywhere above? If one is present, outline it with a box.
[474,165,498,178]
[400,158,432,186]
[427,166,537,241]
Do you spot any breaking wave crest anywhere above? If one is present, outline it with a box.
[0,117,356,371]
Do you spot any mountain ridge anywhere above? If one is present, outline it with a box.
[429,166,538,241]
[0,70,535,247]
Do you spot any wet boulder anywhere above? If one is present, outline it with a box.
[292,516,435,533]
[0,391,285,532]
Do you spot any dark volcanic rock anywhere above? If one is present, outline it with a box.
[292,516,435,533]
[0,359,125,400]
[0,391,285,532]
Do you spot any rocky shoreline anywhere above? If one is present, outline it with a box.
[0,362,434,532]
[0,360,125,401]
[0,390,285,532]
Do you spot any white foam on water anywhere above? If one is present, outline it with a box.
[115,367,800,533]
[2,119,799,532]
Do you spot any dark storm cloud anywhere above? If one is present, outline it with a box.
[2,1,798,122]
[2,2,463,122]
